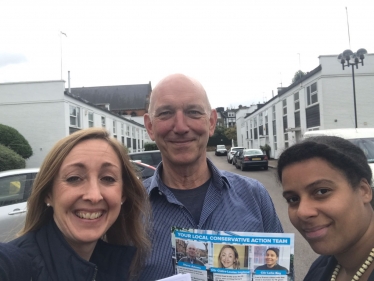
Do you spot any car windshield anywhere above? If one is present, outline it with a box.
[243,149,263,156]
[233,148,243,152]
[217,145,226,149]
[349,138,374,163]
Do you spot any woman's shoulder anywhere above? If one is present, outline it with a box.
[304,255,336,281]
[0,243,33,281]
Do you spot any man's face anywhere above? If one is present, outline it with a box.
[187,244,197,258]
[144,75,217,167]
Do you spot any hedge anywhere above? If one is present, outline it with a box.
[144,142,159,151]
[0,124,33,159]
[0,144,26,171]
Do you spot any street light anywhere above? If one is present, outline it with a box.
[337,48,368,128]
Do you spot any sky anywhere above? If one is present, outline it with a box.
[1,0,373,109]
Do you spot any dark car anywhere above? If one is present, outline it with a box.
[131,161,156,180]
[128,150,162,167]
[232,148,244,166]
[235,149,268,171]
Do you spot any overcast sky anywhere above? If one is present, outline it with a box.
[1,0,373,109]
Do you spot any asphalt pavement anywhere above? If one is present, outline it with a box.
[268,159,278,169]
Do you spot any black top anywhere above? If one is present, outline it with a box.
[0,243,32,281]
[256,263,288,272]
[9,220,136,281]
[304,255,374,281]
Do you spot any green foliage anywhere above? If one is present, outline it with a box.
[260,144,271,151]
[292,70,307,83]
[208,126,231,146]
[0,144,26,171]
[224,127,237,141]
[0,124,33,159]
[144,142,159,151]
[260,144,271,158]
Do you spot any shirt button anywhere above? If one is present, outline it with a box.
[158,191,163,196]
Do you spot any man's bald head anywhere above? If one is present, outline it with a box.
[148,74,212,118]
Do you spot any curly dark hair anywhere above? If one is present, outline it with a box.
[277,136,372,189]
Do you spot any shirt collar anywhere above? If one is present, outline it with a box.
[147,158,231,195]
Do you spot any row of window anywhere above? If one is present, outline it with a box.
[69,105,142,139]
[245,82,319,150]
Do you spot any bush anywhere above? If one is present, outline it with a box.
[0,124,33,159]
[144,142,158,151]
[0,144,25,171]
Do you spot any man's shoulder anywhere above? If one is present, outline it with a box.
[220,169,262,189]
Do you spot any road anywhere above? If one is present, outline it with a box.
[207,151,318,280]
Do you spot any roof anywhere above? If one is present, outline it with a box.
[64,91,145,128]
[68,83,152,111]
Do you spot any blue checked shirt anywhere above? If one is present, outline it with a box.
[138,159,283,281]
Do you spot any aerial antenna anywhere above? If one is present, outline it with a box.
[279,72,282,87]
[345,7,351,49]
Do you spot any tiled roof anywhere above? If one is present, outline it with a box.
[68,83,152,111]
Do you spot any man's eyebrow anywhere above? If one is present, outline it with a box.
[154,105,173,113]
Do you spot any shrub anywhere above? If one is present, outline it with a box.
[0,144,25,171]
[0,124,33,159]
[144,142,159,151]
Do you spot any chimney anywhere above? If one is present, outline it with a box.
[68,71,71,93]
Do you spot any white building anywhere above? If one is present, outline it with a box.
[0,80,150,168]
[237,54,374,159]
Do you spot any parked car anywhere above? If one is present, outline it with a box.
[0,161,155,243]
[227,147,244,163]
[235,149,268,171]
[303,128,374,187]
[0,168,39,242]
[231,149,244,166]
[131,161,156,180]
[128,150,162,167]
[215,145,227,156]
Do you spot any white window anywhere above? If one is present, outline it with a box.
[132,127,135,137]
[307,82,318,106]
[69,105,81,128]
[126,125,130,136]
[272,105,276,120]
[113,121,116,135]
[259,113,263,126]
[282,99,287,116]
[294,93,300,111]
[101,116,106,128]
[121,124,124,136]
[88,112,94,127]
[284,133,289,148]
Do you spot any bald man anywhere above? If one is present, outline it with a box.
[178,243,204,266]
[139,74,283,280]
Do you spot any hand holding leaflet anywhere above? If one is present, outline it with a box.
[157,273,192,281]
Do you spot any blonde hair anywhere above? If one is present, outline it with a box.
[218,245,240,269]
[20,127,151,277]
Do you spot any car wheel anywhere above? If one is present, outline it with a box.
[227,157,230,163]
[235,162,240,169]
[241,163,245,171]
[264,165,268,170]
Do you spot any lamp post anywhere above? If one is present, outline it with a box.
[337,48,367,128]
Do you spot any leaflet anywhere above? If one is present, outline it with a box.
[171,228,294,281]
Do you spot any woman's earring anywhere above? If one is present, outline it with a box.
[46,203,50,207]
[121,202,123,205]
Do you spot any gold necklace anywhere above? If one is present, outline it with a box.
[330,248,374,281]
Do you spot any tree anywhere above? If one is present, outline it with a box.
[0,144,25,171]
[292,70,307,83]
[208,126,231,146]
[224,127,237,142]
[0,124,33,159]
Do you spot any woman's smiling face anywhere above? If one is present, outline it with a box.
[281,157,371,256]
[265,250,278,267]
[220,247,236,269]
[46,139,125,256]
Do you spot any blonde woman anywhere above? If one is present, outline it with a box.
[9,128,150,280]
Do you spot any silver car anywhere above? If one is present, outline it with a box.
[0,168,39,242]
